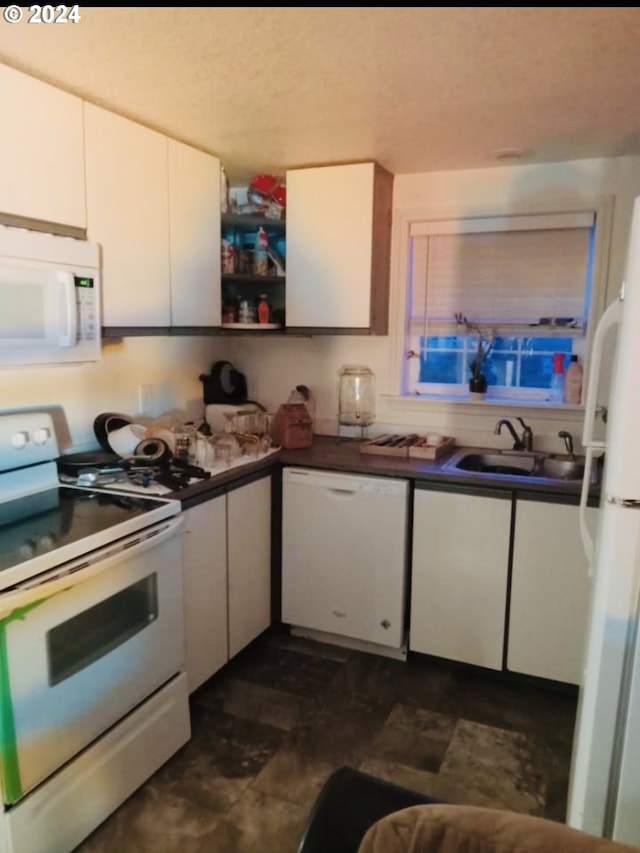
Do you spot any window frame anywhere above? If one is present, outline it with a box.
[388,194,614,409]
[408,334,576,401]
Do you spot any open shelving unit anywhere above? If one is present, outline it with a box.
[221,213,286,330]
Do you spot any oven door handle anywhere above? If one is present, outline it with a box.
[0,515,184,618]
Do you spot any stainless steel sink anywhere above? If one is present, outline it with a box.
[449,452,537,477]
[539,457,586,481]
[443,449,596,484]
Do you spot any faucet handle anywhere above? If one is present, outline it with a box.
[558,430,575,459]
[516,417,533,451]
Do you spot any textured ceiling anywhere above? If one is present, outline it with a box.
[2,7,639,185]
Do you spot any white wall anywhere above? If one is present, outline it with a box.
[0,336,227,452]
[228,155,640,452]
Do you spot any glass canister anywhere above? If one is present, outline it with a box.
[172,423,197,462]
[338,366,376,436]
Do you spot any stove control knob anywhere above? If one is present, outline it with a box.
[11,431,29,449]
[33,427,51,445]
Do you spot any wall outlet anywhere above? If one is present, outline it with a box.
[138,384,154,414]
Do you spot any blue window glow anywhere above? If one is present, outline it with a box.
[419,336,573,389]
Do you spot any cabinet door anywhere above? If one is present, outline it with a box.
[0,64,86,229]
[508,499,597,685]
[286,162,392,332]
[227,476,272,658]
[182,498,228,693]
[84,103,171,327]
[410,488,511,670]
[168,140,221,327]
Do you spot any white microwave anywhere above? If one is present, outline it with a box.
[0,226,101,366]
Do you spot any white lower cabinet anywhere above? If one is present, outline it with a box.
[228,476,272,659]
[410,487,512,670]
[182,495,228,694]
[508,497,597,685]
[182,475,272,693]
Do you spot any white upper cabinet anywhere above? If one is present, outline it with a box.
[168,139,221,327]
[0,64,86,230]
[285,162,392,333]
[84,103,171,328]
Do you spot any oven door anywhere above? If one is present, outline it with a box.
[0,515,184,806]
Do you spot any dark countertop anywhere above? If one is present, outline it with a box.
[175,451,281,508]
[177,435,600,508]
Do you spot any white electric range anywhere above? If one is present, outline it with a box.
[0,411,190,853]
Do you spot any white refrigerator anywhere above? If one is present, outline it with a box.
[567,194,640,843]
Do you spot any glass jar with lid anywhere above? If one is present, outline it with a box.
[338,365,375,439]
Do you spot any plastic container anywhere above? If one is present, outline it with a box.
[257,295,270,324]
[221,238,235,274]
[549,352,565,404]
[238,298,254,324]
[564,354,583,404]
[255,227,269,276]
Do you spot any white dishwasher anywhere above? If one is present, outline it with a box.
[282,467,409,658]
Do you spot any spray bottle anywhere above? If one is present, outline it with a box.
[564,355,583,404]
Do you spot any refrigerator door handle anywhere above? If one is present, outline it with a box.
[579,446,596,569]
[579,291,622,567]
[582,293,622,449]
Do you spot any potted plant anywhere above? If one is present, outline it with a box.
[455,313,495,397]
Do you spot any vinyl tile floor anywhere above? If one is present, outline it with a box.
[76,627,578,853]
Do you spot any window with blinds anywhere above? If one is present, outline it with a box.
[404,210,597,400]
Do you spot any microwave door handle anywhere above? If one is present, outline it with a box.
[0,516,183,618]
[57,271,77,347]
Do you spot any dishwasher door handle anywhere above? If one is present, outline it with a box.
[328,487,358,496]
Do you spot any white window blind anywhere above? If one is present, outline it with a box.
[409,211,594,333]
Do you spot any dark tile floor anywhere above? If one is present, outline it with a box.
[77,627,578,853]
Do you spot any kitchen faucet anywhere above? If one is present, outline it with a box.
[495,417,534,451]
[558,430,576,460]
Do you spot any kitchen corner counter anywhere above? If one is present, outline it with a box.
[174,450,282,509]
[174,434,600,508]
